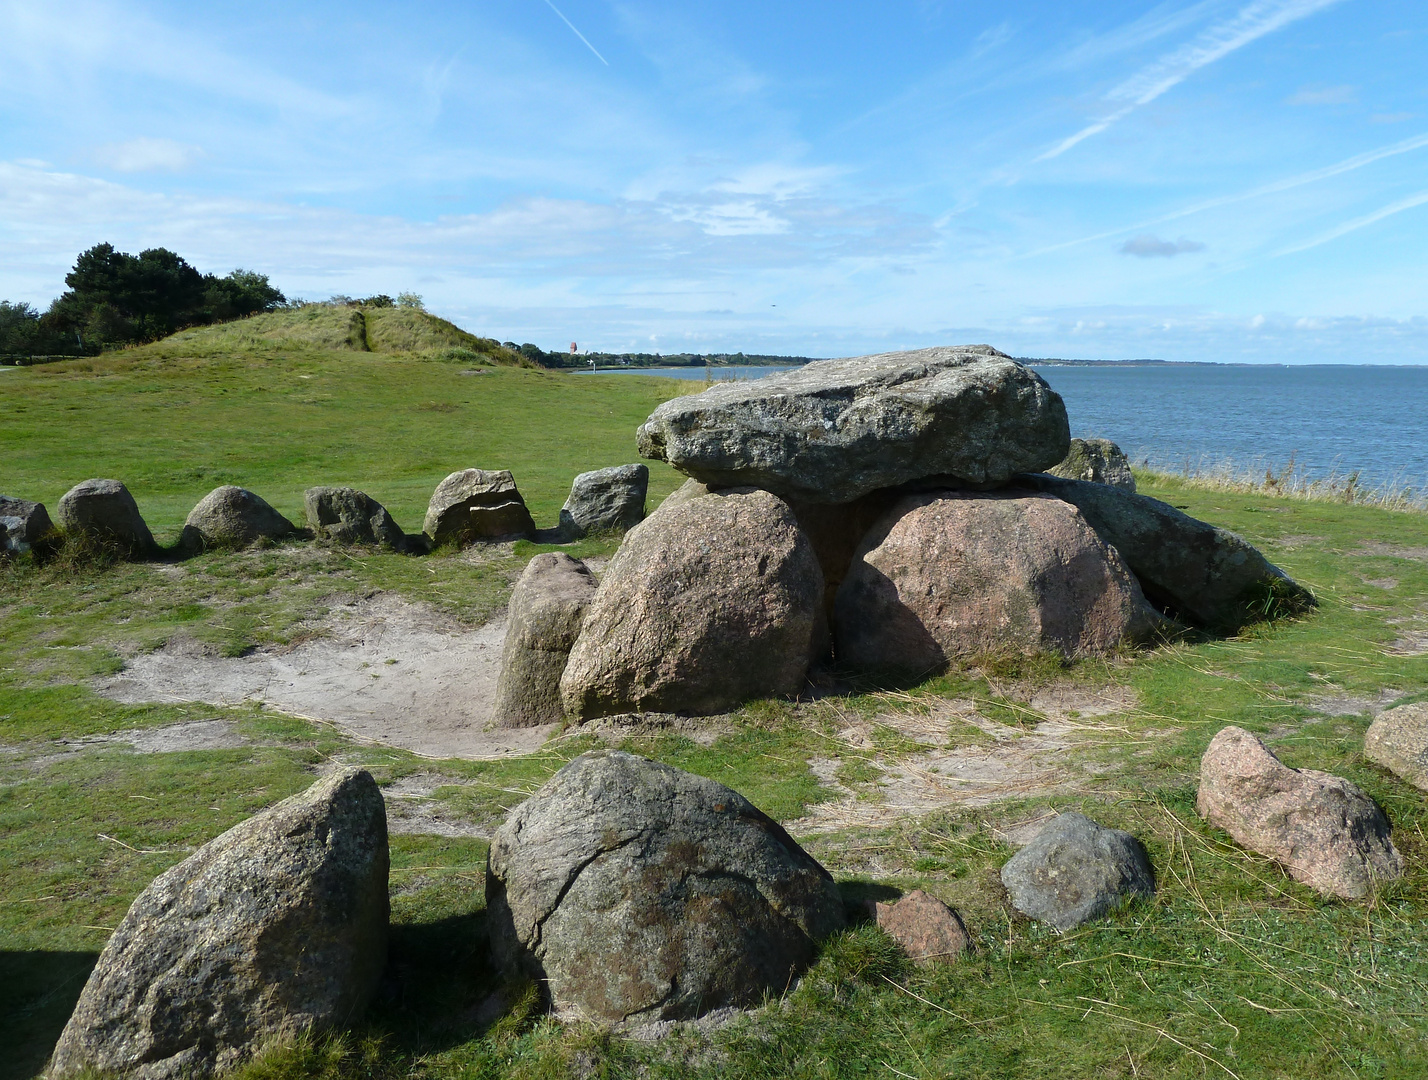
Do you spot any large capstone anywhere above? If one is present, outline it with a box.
[304,486,407,549]
[49,768,389,1080]
[56,479,156,557]
[486,750,845,1023]
[834,491,1161,675]
[1020,473,1313,630]
[636,346,1070,503]
[1048,438,1137,492]
[559,488,825,718]
[999,812,1155,931]
[1,494,54,556]
[1197,726,1402,899]
[559,464,649,538]
[423,469,535,545]
[181,486,297,551]
[494,552,598,727]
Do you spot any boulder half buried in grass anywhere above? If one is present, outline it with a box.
[1365,702,1428,791]
[559,487,825,718]
[1020,473,1313,630]
[834,490,1162,675]
[999,812,1155,931]
[48,768,389,1080]
[494,552,598,727]
[304,486,407,548]
[873,890,971,965]
[0,494,54,556]
[55,478,156,557]
[423,468,535,545]
[559,464,648,538]
[486,750,845,1023]
[1197,726,1402,899]
[181,486,297,551]
[636,346,1070,503]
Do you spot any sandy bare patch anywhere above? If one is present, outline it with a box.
[95,592,553,760]
[1306,689,1406,716]
[100,718,249,752]
[382,772,493,838]
[1273,534,1327,550]
[791,693,1171,834]
[1357,541,1428,562]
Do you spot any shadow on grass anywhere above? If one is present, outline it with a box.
[0,950,98,1080]
[369,909,510,1053]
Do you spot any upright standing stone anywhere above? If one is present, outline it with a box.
[494,553,598,727]
[835,491,1161,674]
[423,469,536,545]
[486,750,845,1023]
[1048,438,1137,492]
[1021,473,1313,630]
[304,486,407,549]
[559,489,825,718]
[559,464,649,539]
[0,494,53,555]
[48,769,389,1080]
[56,479,156,557]
[1197,726,1402,898]
[636,346,1070,502]
[181,486,297,551]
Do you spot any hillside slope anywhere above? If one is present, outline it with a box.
[136,305,526,363]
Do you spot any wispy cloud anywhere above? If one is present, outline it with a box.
[1022,129,1428,257]
[541,0,609,65]
[1036,0,1346,161]
[1287,83,1357,105]
[1274,190,1428,255]
[92,137,202,173]
[1119,234,1205,256]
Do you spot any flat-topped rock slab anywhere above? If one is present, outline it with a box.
[636,346,1070,503]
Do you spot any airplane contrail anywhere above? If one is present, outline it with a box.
[541,0,609,66]
[1036,0,1346,162]
[1274,190,1428,256]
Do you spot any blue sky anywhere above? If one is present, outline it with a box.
[1,0,1425,361]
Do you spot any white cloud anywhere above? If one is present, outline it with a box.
[1119,234,1206,257]
[92,137,202,173]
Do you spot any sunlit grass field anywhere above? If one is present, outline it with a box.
[3,324,1428,1079]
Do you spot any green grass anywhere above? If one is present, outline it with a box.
[4,339,1428,1078]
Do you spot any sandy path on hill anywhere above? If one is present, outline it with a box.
[95,592,553,760]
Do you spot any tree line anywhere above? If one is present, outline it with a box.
[1,243,286,357]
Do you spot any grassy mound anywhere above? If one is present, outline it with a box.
[136,304,526,363]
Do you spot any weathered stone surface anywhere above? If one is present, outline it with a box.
[56,479,155,556]
[181,486,297,551]
[1000,812,1155,931]
[1365,703,1428,791]
[304,486,406,548]
[1197,726,1403,898]
[423,469,535,545]
[835,491,1161,675]
[49,768,389,1080]
[657,477,711,512]
[873,890,971,965]
[559,464,649,538]
[636,346,1070,503]
[486,750,845,1023]
[1048,438,1137,492]
[0,494,53,555]
[1020,474,1313,630]
[494,553,598,728]
[559,489,824,718]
